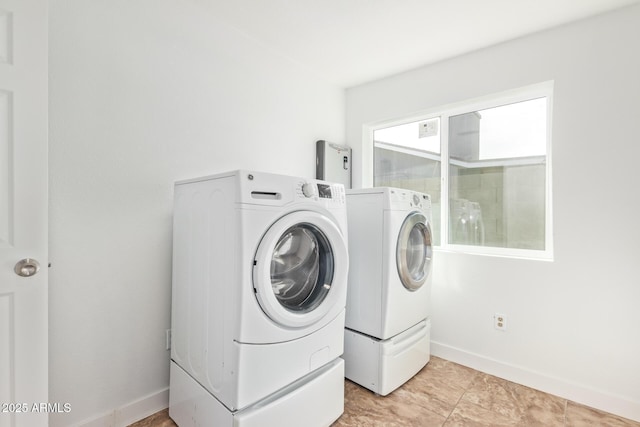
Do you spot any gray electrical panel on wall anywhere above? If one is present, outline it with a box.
[316,140,351,189]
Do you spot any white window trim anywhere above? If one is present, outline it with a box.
[365,81,554,261]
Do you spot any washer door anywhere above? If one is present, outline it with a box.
[396,212,433,291]
[253,211,348,328]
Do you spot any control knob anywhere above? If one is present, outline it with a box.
[301,182,315,198]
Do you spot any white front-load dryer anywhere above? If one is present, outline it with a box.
[343,187,433,395]
[170,170,348,427]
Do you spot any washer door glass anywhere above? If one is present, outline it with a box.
[271,223,333,313]
[253,210,348,329]
[396,212,433,291]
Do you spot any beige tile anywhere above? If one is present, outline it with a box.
[423,357,479,389]
[516,390,565,427]
[566,401,640,427]
[128,409,176,427]
[332,380,446,427]
[461,373,565,426]
[392,356,478,418]
[443,400,518,427]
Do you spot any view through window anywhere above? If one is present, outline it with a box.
[374,117,442,245]
[373,87,552,257]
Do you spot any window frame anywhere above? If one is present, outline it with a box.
[367,81,554,261]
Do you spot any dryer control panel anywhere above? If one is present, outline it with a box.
[389,188,431,211]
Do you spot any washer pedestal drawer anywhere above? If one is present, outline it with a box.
[169,358,344,427]
[344,319,430,396]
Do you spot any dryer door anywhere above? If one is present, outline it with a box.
[253,211,348,328]
[396,212,433,291]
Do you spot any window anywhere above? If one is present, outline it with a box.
[374,117,443,245]
[372,83,553,259]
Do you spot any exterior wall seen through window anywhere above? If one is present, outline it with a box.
[373,85,552,259]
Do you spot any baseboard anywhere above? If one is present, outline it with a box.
[75,387,169,427]
[431,341,640,423]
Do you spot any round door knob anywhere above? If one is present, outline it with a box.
[14,258,41,277]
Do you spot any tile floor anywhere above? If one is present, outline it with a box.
[129,357,640,427]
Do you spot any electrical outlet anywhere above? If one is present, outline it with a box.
[494,313,507,331]
[165,329,172,350]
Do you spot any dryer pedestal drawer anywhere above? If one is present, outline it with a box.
[344,318,430,396]
[169,358,344,427]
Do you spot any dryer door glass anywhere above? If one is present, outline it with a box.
[270,223,334,313]
[397,212,433,291]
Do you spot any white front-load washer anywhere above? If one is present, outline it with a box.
[169,170,348,427]
[343,187,433,395]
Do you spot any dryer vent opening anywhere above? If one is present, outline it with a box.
[251,191,282,200]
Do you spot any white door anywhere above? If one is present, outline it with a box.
[0,0,48,426]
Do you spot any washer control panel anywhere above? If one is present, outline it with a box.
[296,180,346,204]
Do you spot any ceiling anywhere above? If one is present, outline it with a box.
[199,0,639,88]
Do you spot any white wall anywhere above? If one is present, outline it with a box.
[347,4,640,422]
[48,1,344,425]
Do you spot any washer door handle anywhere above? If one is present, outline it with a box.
[14,258,41,277]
